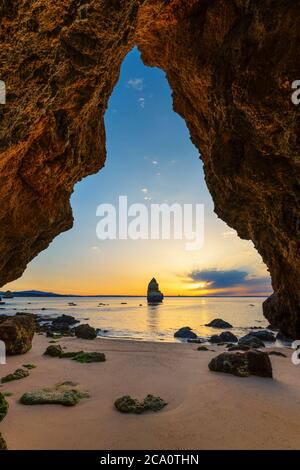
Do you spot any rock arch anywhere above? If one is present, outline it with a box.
[0,1,299,335]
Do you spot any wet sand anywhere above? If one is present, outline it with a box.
[0,334,299,450]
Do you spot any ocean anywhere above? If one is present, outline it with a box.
[0,296,274,343]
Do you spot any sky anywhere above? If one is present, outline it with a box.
[5,48,272,296]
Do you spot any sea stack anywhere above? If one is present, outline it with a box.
[147,278,164,303]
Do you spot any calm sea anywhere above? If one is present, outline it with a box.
[0,296,272,343]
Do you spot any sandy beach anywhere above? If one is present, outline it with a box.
[0,334,299,450]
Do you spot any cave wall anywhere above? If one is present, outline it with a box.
[0,1,299,336]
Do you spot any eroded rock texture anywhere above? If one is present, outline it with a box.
[0,1,299,335]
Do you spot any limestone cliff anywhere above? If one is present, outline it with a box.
[0,1,299,335]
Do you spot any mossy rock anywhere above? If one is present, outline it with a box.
[0,393,8,422]
[2,392,13,397]
[114,395,144,414]
[44,344,63,357]
[0,433,7,450]
[114,394,167,414]
[23,364,37,369]
[142,394,167,412]
[44,346,105,363]
[1,368,29,383]
[72,352,106,363]
[20,389,88,406]
[208,350,272,378]
[60,350,84,359]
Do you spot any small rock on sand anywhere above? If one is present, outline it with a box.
[174,327,197,339]
[210,331,238,343]
[114,394,167,414]
[20,389,88,406]
[0,432,7,449]
[197,346,210,351]
[205,319,233,329]
[0,393,8,422]
[1,368,29,383]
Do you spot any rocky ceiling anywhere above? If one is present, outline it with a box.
[0,0,299,336]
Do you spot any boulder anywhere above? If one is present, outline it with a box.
[74,324,97,340]
[174,327,197,339]
[51,314,79,333]
[0,315,35,355]
[210,331,238,343]
[238,334,265,349]
[205,318,232,328]
[246,330,276,342]
[208,350,273,378]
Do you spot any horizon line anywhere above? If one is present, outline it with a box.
[1,290,269,298]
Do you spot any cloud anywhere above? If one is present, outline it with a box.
[189,269,248,288]
[152,160,158,165]
[91,246,103,255]
[187,268,271,294]
[138,97,145,108]
[141,188,148,193]
[127,78,143,91]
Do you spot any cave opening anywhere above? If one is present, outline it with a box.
[3,48,271,309]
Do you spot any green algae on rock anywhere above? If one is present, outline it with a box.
[72,352,105,363]
[44,345,105,363]
[114,395,144,414]
[0,432,7,450]
[20,388,88,407]
[44,344,63,357]
[208,351,273,378]
[115,394,167,414]
[142,394,167,412]
[23,363,37,369]
[0,393,8,422]
[1,368,29,383]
